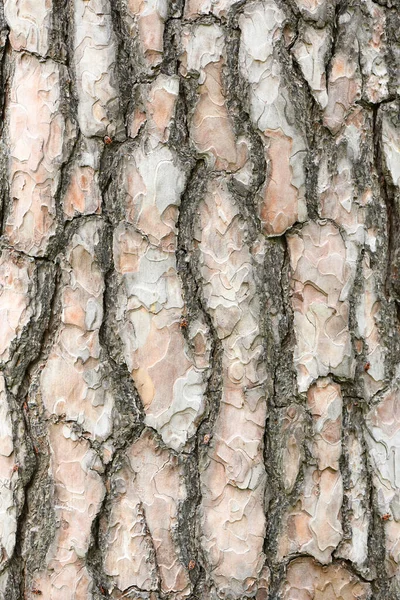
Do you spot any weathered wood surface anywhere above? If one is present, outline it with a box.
[0,0,399,598]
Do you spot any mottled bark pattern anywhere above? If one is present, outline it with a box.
[0,0,399,599]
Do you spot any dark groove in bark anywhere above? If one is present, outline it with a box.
[15,263,62,599]
[176,158,223,598]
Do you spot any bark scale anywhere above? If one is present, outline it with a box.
[0,0,399,599]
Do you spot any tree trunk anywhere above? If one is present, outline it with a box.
[0,0,399,598]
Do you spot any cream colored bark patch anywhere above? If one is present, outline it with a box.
[184,0,236,19]
[365,389,400,580]
[239,0,308,235]
[196,178,268,598]
[288,221,354,392]
[126,0,168,68]
[41,220,114,442]
[181,24,248,172]
[73,0,123,138]
[279,404,305,494]
[103,429,191,598]
[324,51,361,135]
[278,379,343,564]
[114,82,209,450]
[382,108,400,188]
[4,0,52,55]
[292,25,329,109]
[280,557,371,599]
[0,251,36,365]
[6,53,71,256]
[0,376,18,567]
[293,0,333,24]
[337,430,370,572]
[358,0,389,104]
[63,138,103,219]
[32,423,105,600]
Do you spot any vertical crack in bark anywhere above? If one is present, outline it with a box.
[14,263,61,599]
[177,160,222,598]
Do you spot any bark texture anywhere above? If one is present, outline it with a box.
[0,0,399,598]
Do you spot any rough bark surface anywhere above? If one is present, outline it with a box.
[0,0,399,599]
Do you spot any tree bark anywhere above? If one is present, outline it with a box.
[0,0,399,598]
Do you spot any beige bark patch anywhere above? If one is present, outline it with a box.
[4,0,52,55]
[127,0,168,68]
[63,138,103,219]
[196,178,268,598]
[281,557,371,599]
[288,221,355,392]
[365,388,400,579]
[181,24,248,172]
[73,0,123,138]
[0,376,18,566]
[292,24,329,109]
[278,379,343,564]
[324,52,361,135]
[103,429,191,598]
[114,141,209,450]
[41,220,114,443]
[0,251,36,364]
[239,1,308,235]
[5,53,71,256]
[32,423,105,600]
